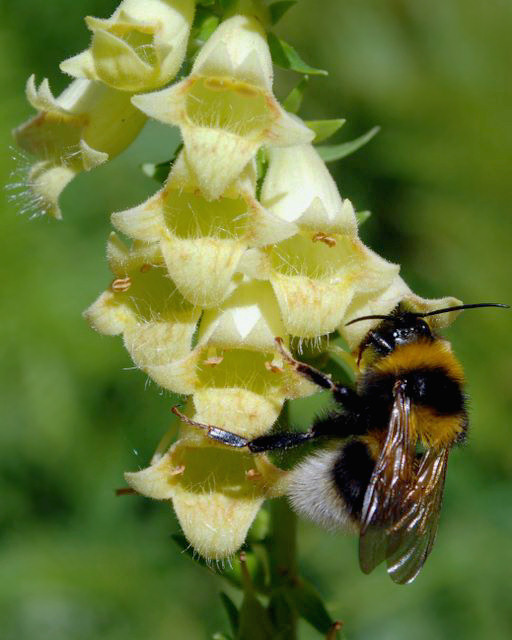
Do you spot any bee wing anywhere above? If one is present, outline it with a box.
[359,383,416,575]
[385,447,449,584]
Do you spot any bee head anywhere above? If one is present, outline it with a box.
[346,302,508,363]
[372,312,433,352]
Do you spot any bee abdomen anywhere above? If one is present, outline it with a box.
[286,440,375,531]
[332,439,375,521]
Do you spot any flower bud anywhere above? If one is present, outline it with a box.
[61,0,195,92]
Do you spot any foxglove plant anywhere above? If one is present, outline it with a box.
[14,1,460,637]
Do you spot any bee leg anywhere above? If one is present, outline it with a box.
[172,407,327,453]
[310,410,368,439]
[275,337,359,409]
[246,430,317,453]
[171,407,249,448]
[250,405,371,452]
[275,337,337,390]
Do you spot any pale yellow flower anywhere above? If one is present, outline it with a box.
[132,14,313,199]
[84,233,200,384]
[125,405,286,560]
[254,144,400,337]
[111,151,296,307]
[13,76,146,218]
[61,0,195,92]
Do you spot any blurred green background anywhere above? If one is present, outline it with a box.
[1,1,511,638]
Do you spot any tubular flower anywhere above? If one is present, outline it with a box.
[125,407,287,560]
[111,151,296,307]
[86,237,314,559]
[60,0,195,92]
[131,14,314,199]
[84,233,200,389]
[258,144,399,337]
[123,336,311,560]
[13,76,146,219]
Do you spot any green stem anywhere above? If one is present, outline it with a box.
[269,497,298,584]
[268,497,298,640]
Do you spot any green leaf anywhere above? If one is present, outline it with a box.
[171,533,243,589]
[282,76,309,114]
[316,126,380,163]
[267,32,328,75]
[189,7,219,55]
[196,13,220,44]
[269,1,297,24]
[306,118,346,143]
[220,592,240,636]
[197,0,215,5]
[356,210,372,226]
[285,579,334,634]
[212,634,233,640]
[170,534,213,571]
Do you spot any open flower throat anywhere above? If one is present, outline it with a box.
[14,0,460,561]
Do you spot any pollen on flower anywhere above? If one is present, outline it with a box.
[111,276,132,292]
[312,231,337,247]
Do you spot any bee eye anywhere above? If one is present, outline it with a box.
[417,320,430,334]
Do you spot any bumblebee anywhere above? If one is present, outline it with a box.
[172,302,507,584]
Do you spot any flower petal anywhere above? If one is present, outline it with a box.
[14,77,146,218]
[160,234,245,307]
[192,15,273,90]
[62,0,195,91]
[198,279,285,350]
[261,144,357,233]
[181,125,262,200]
[271,273,356,337]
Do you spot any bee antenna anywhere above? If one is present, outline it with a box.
[345,314,391,326]
[417,303,509,318]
